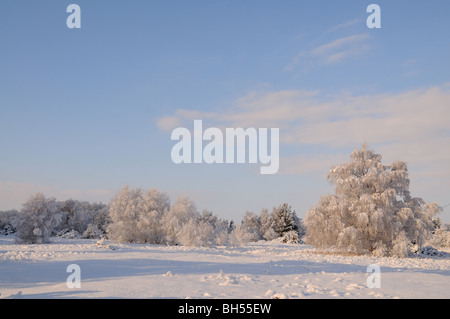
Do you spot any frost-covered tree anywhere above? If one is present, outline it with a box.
[427,227,450,248]
[304,144,441,257]
[90,204,111,235]
[271,203,299,237]
[195,218,216,246]
[229,224,251,247]
[107,186,172,244]
[137,188,170,244]
[15,193,61,244]
[178,218,215,247]
[427,218,450,248]
[256,205,304,242]
[259,208,278,241]
[241,211,263,242]
[161,195,198,245]
[177,210,234,247]
[107,185,146,243]
[82,223,103,239]
[0,210,19,235]
[58,199,105,235]
[198,210,218,226]
[106,185,239,247]
[214,219,231,246]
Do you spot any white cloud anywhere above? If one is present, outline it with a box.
[157,110,219,132]
[157,83,450,192]
[156,116,182,132]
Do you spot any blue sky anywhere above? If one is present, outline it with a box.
[1,1,450,222]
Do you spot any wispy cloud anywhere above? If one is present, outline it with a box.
[402,58,416,68]
[286,33,372,70]
[401,58,420,78]
[327,19,361,32]
[310,34,370,56]
[306,33,371,64]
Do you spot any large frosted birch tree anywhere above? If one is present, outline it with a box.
[304,144,441,257]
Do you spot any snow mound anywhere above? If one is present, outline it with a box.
[269,231,303,244]
[96,238,117,250]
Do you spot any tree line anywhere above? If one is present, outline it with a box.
[1,145,448,257]
[0,186,305,247]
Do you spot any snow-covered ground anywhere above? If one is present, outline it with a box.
[0,235,449,299]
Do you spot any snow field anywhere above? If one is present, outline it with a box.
[0,236,449,299]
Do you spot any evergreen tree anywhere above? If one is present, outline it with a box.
[271,203,298,237]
